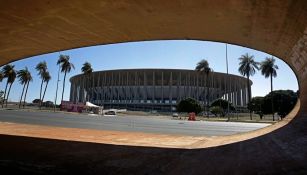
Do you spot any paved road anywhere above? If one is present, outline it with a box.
[0,110,270,136]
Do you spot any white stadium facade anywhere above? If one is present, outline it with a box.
[69,69,252,112]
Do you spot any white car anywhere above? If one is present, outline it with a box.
[104,110,116,116]
[172,113,179,117]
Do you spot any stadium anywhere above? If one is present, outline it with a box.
[69,69,252,112]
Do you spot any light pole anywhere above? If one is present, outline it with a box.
[226,43,230,121]
[54,60,61,112]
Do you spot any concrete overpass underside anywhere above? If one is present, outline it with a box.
[0,0,307,174]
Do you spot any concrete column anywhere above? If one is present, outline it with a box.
[69,82,73,102]
[111,72,114,105]
[241,88,244,106]
[243,87,247,106]
[134,71,137,105]
[161,71,164,103]
[118,72,120,104]
[169,71,172,104]
[179,72,182,101]
[144,71,146,102]
[126,71,128,107]
[153,71,155,104]
[196,74,199,101]
[104,72,107,103]
[96,72,99,105]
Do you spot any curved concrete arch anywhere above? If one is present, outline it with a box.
[0,0,307,174]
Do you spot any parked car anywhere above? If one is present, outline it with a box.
[105,110,116,115]
[172,113,179,117]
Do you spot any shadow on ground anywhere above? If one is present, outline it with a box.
[0,110,307,175]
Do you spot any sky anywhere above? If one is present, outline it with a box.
[0,40,298,104]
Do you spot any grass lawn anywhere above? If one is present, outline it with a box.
[175,113,279,124]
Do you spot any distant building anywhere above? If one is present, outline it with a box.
[70,69,252,112]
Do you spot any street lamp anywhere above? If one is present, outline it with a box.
[54,61,61,112]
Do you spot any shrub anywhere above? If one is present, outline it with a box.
[262,90,297,117]
[177,98,202,114]
[210,106,224,117]
[248,97,264,118]
[210,99,235,111]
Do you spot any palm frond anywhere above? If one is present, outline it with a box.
[195,59,212,75]
[17,67,32,85]
[260,56,278,79]
[238,53,259,77]
[42,71,51,82]
[81,62,93,75]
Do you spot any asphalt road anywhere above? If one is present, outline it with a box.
[0,110,270,136]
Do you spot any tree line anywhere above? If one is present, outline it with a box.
[0,54,94,109]
[178,53,285,121]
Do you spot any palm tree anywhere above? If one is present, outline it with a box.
[41,71,51,107]
[0,72,4,104]
[0,72,3,85]
[238,53,259,120]
[260,56,278,121]
[57,54,75,104]
[81,62,93,102]
[36,61,47,107]
[1,64,16,107]
[195,59,212,118]
[23,76,32,108]
[17,67,32,108]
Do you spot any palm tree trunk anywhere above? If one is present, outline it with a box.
[54,64,60,112]
[83,77,86,103]
[247,75,252,120]
[91,75,93,102]
[86,75,89,102]
[19,83,26,108]
[270,75,273,92]
[6,82,13,107]
[270,74,275,121]
[61,71,67,103]
[39,79,43,108]
[2,81,8,108]
[41,81,49,108]
[23,81,30,108]
[206,74,209,118]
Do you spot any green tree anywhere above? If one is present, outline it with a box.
[41,71,51,107]
[210,106,224,117]
[17,67,32,108]
[81,62,93,102]
[2,64,16,107]
[238,53,259,120]
[260,56,278,121]
[248,97,264,119]
[195,59,212,117]
[262,90,297,119]
[210,99,235,110]
[210,98,235,117]
[177,98,202,115]
[57,54,75,103]
[36,61,47,108]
